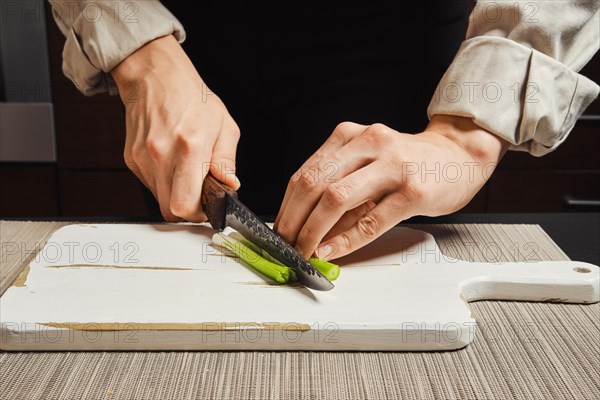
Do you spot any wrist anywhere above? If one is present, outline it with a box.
[111,34,196,88]
[424,115,509,165]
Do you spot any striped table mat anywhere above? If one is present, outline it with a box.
[0,221,598,400]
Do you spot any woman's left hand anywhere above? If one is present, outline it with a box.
[274,115,509,261]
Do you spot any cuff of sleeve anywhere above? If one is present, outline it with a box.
[427,36,600,156]
[61,1,186,96]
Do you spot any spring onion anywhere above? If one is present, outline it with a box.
[308,257,340,282]
[212,231,340,284]
[227,232,287,267]
[212,232,294,284]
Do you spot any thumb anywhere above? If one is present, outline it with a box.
[209,124,241,190]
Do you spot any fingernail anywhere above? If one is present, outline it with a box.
[317,243,335,261]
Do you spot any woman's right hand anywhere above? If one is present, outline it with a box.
[112,34,241,222]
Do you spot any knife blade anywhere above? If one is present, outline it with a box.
[201,173,334,291]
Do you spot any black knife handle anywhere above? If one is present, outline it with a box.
[201,173,238,230]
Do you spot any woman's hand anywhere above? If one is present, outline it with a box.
[112,35,240,222]
[274,115,509,260]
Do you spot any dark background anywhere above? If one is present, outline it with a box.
[1,4,599,218]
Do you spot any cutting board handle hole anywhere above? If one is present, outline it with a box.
[573,267,592,273]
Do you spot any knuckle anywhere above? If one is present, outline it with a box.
[361,129,380,145]
[332,121,355,141]
[296,169,320,193]
[371,123,388,133]
[389,156,406,175]
[228,124,241,139]
[276,219,289,235]
[123,153,137,172]
[159,204,175,221]
[362,124,391,146]
[126,162,140,176]
[404,179,425,201]
[130,142,145,163]
[288,169,302,186]
[356,215,380,238]
[174,132,197,156]
[170,199,196,219]
[298,225,318,246]
[323,183,351,207]
[334,121,354,133]
[145,137,166,161]
[275,219,294,242]
[338,232,352,253]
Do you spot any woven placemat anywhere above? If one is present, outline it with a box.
[1,221,598,400]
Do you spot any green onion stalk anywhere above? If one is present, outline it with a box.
[212,232,340,284]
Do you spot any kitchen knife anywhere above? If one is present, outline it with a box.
[201,173,334,291]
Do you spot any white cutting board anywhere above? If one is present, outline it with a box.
[1,223,598,351]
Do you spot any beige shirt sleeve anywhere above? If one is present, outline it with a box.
[428,0,600,156]
[48,0,185,96]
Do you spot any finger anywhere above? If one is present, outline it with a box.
[124,122,155,195]
[170,143,213,222]
[125,158,149,188]
[127,141,159,202]
[315,194,411,261]
[126,155,157,196]
[283,121,398,230]
[155,163,182,222]
[274,121,366,230]
[321,200,377,243]
[294,162,395,258]
[274,143,374,247]
[209,122,241,190]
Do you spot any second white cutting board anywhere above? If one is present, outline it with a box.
[1,223,598,351]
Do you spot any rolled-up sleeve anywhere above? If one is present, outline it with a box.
[428,1,600,156]
[48,1,185,96]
